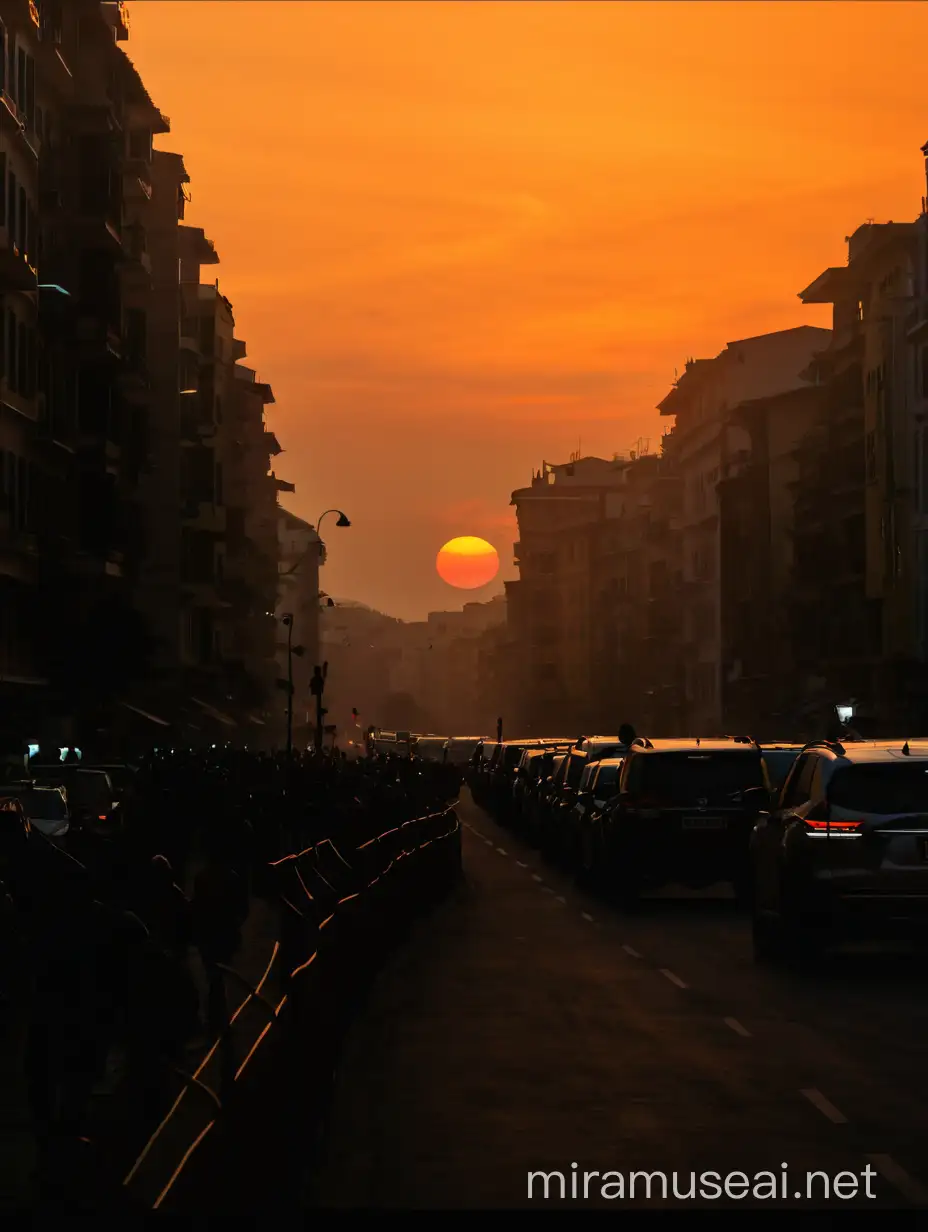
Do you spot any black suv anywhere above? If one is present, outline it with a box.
[601,737,768,906]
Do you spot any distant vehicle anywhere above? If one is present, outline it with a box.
[416,736,450,762]
[446,736,486,766]
[751,738,928,964]
[27,766,117,830]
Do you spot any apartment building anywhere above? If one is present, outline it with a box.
[715,382,824,734]
[657,326,830,733]
[592,449,685,736]
[508,456,629,734]
[0,2,287,751]
[275,506,322,747]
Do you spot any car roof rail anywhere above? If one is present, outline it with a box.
[630,737,654,749]
[730,735,755,744]
[803,739,845,755]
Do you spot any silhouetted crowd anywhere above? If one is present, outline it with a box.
[0,745,461,1201]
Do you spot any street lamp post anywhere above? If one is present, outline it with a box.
[316,509,351,534]
[280,613,305,757]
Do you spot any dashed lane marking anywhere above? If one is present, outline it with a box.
[724,1017,751,1038]
[555,895,567,904]
[868,1154,928,1206]
[581,912,595,923]
[542,886,555,895]
[516,860,528,868]
[496,847,508,856]
[531,874,544,883]
[659,969,688,989]
[622,944,642,959]
[801,1088,848,1125]
[484,839,493,846]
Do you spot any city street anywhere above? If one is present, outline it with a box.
[315,790,928,1209]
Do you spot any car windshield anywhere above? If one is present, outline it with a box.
[17,789,67,820]
[637,751,765,802]
[579,764,597,791]
[762,750,801,789]
[503,746,528,769]
[34,772,109,806]
[828,763,928,814]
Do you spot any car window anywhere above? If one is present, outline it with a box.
[18,789,68,820]
[827,763,928,815]
[594,761,621,790]
[762,750,800,790]
[634,751,764,803]
[779,754,811,809]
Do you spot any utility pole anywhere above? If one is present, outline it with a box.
[311,661,329,752]
[496,716,503,743]
[280,614,305,758]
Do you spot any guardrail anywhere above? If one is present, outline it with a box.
[121,801,462,1211]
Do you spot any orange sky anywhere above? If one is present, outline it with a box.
[127,0,928,620]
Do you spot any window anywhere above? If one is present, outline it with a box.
[6,168,15,244]
[866,430,877,484]
[781,754,816,809]
[6,309,16,392]
[828,763,928,815]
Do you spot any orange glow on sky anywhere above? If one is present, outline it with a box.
[126,0,928,619]
[436,537,501,590]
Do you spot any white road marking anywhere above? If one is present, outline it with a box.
[542,886,555,895]
[531,874,543,883]
[622,944,642,959]
[496,847,508,855]
[800,1088,847,1125]
[555,895,566,904]
[469,827,484,839]
[516,860,528,868]
[659,969,688,989]
[724,1017,751,1038]
[868,1154,928,1205]
[484,839,493,846]
[581,912,595,923]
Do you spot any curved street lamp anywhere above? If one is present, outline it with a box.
[316,508,351,533]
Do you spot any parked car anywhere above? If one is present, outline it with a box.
[601,737,768,907]
[447,736,486,767]
[28,766,117,833]
[3,782,70,839]
[751,738,928,965]
[572,757,625,886]
[758,744,804,799]
[524,752,568,847]
[415,736,450,763]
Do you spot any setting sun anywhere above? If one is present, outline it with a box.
[435,537,500,590]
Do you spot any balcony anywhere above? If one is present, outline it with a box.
[75,313,122,360]
[121,223,152,286]
[0,515,39,584]
[181,500,227,537]
[178,329,200,359]
[101,1,130,41]
[0,225,38,291]
[124,173,153,205]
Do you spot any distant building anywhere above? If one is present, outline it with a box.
[276,508,323,747]
[657,326,831,733]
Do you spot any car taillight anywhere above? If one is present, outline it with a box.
[98,813,108,821]
[804,818,863,833]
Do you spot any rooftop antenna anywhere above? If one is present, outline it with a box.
[903,740,911,756]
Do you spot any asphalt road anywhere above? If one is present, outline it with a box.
[314,790,928,1210]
